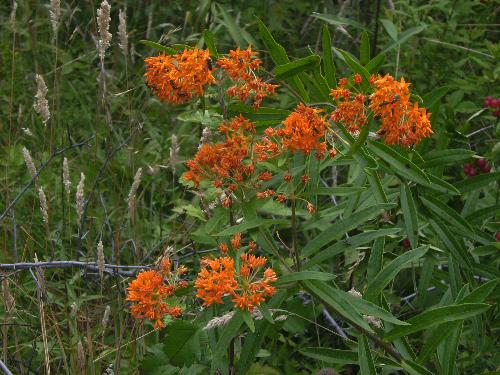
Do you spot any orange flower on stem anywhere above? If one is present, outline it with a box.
[217,46,278,108]
[369,74,432,146]
[127,260,187,329]
[144,48,215,104]
[194,253,277,311]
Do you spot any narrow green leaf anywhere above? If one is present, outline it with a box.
[359,335,377,375]
[423,149,475,168]
[365,53,386,73]
[400,182,418,248]
[311,13,368,31]
[420,195,473,235]
[380,19,398,41]
[277,271,335,284]
[368,140,430,186]
[164,320,201,366]
[381,25,427,54]
[417,321,456,363]
[440,322,462,375]
[274,55,321,80]
[360,31,371,65]
[364,246,429,302]
[302,203,396,257]
[217,5,257,47]
[300,348,358,364]
[367,237,385,280]
[464,204,500,224]
[303,280,373,332]
[302,185,366,196]
[401,359,436,375]
[203,30,219,58]
[322,25,336,87]
[241,310,255,333]
[455,172,500,193]
[422,173,460,195]
[140,40,177,54]
[428,217,472,270]
[459,279,500,304]
[422,86,448,107]
[216,219,287,236]
[338,49,371,82]
[211,310,244,375]
[385,303,490,341]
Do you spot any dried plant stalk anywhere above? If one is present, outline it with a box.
[76,173,85,225]
[63,157,71,199]
[97,0,112,62]
[38,187,49,224]
[22,147,37,179]
[118,9,128,56]
[127,168,142,220]
[97,239,105,280]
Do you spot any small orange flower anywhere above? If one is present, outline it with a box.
[369,74,432,146]
[144,48,215,104]
[127,260,187,329]
[353,73,362,84]
[231,232,242,250]
[219,243,229,254]
[283,174,292,182]
[278,103,329,157]
[217,46,278,108]
[258,171,273,181]
[276,194,287,203]
[249,241,257,252]
[301,174,309,184]
[307,202,316,214]
[195,257,238,306]
[257,189,275,199]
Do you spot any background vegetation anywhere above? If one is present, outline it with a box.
[0,0,499,374]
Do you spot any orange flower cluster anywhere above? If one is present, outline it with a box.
[255,104,332,160]
[330,76,368,133]
[183,115,255,190]
[195,253,277,311]
[369,74,432,146]
[144,48,215,104]
[126,259,187,329]
[217,46,278,108]
[219,232,257,254]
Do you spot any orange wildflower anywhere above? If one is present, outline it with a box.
[276,194,287,203]
[231,232,242,250]
[183,115,255,191]
[195,257,238,306]
[353,73,362,84]
[257,189,275,199]
[307,202,316,214]
[278,103,329,157]
[258,171,273,181]
[144,48,215,104]
[195,253,276,311]
[217,46,278,108]
[219,243,229,254]
[249,241,257,252]
[301,174,309,184]
[369,74,432,146]
[127,260,187,329]
[330,92,367,133]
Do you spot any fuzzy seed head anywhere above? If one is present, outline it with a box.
[22,147,37,179]
[49,0,61,36]
[169,135,180,173]
[76,173,85,225]
[97,0,112,61]
[97,239,105,279]
[118,9,128,56]
[33,74,50,125]
[38,187,49,224]
[102,305,111,328]
[77,341,85,371]
[63,157,71,199]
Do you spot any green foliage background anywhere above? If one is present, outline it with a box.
[0,1,498,374]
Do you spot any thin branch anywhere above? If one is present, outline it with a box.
[0,137,94,223]
[0,358,14,375]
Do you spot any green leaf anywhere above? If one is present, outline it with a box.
[459,279,500,304]
[277,271,335,285]
[302,185,366,196]
[241,310,255,333]
[380,19,398,41]
[203,30,219,58]
[216,219,287,236]
[367,237,385,280]
[455,172,500,193]
[364,246,429,302]
[422,86,448,107]
[338,49,371,82]
[422,173,460,195]
[322,25,336,87]
[140,40,177,54]
[420,195,473,235]
[428,217,472,270]
[273,55,321,80]
[440,322,462,375]
[217,5,257,48]
[381,25,427,54]
[368,141,430,186]
[384,303,490,341]
[164,321,202,366]
[211,310,244,375]
[311,13,368,31]
[360,31,371,65]
[365,54,386,73]
[302,203,396,257]
[464,204,500,224]
[300,348,358,364]
[358,335,377,375]
[417,321,456,363]
[423,149,475,168]
[306,228,400,268]
[401,359,436,375]
[227,104,290,122]
[303,280,373,332]
[400,182,418,248]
